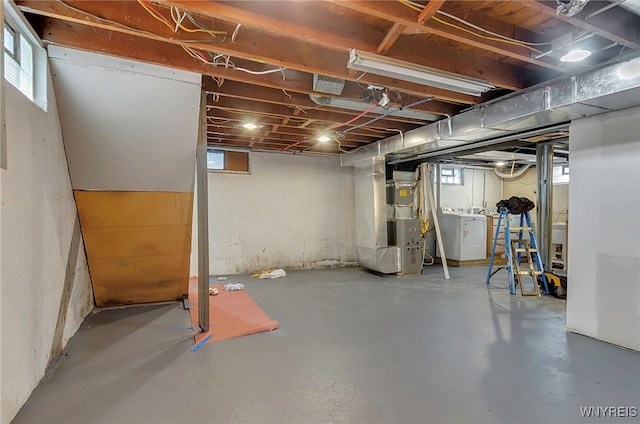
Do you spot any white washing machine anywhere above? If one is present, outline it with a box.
[436,209,487,260]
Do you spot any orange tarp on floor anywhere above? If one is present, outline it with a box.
[188,277,279,344]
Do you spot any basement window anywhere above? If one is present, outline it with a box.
[4,22,33,101]
[207,149,250,173]
[553,164,570,184]
[3,1,47,111]
[441,167,464,185]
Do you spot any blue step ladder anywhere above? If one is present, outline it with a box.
[486,209,549,296]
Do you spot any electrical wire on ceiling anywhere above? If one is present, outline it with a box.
[55,0,226,43]
[436,11,552,47]
[338,97,432,136]
[181,45,287,77]
[231,23,242,42]
[396,0,546,54]
[211,76,224,87]
[169,7,227,37]
[137,0,175,30]
[327,104,379,130]
[136,1,285,77]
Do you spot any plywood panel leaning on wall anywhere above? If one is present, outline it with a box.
[75,191,193,307]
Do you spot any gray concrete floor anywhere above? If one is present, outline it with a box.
[14,266,640,423]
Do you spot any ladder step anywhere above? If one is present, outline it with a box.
[518,270,543,276]
[513,248,538,253]
[510,226,532,231]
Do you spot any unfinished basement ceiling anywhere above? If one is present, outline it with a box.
[18,0,640,155]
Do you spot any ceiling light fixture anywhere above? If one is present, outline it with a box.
[347,49,494,97]
[241,123,258,129]
[559,49,592,63]
[617,58,640,80]
[317,134,331,143]
[495,161,506,167]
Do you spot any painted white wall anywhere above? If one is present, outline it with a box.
[48,46,200,192]
[191,152,356,275]
[0,76,93,421]
[567,106,640,351]
[440,167,502,211]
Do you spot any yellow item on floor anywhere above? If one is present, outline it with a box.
[252,269,275,278]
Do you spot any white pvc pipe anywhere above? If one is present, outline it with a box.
[423,163,449,280]
[494,164,532,179]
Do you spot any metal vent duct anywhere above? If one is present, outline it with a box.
[354,157,400,274]
[341,56,640,166]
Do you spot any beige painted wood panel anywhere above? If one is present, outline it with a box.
[88,254,190,307]
[75,190,194,307]
[75,191,193,227]
[82,225,192,259]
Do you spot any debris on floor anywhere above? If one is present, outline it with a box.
[209,287,219,296]
[217,276,227,281]
[252,268,287,279]
[223,282,245,291]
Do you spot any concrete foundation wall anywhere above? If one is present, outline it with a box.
[192,152,356,275]
[440,168,502,211]
[567,106,640,351]
[0,77,93,422]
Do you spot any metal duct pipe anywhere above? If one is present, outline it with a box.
[341,54,640,167]
[536,144,554,271]
[354,156,399,274]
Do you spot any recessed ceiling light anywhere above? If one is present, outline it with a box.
[318,135,331,142]
[560,49,591,63]
[617,59,640,80]
[241,123,258,129]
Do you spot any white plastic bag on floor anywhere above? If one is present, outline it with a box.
[258,268,286,279]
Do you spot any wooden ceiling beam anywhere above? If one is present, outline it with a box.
[202,77,459,117]
[207,131,364,148]
[31,17,458,117]
[207,97,420,132]
[377,22,405,54]
[329,0,563,71]
[524,0,638,49]
[204,80,439,125]
[158,0,385,53]
[18,1,483,104]
[206,110,400,140]
[155,0,526,91]
[206,122,380,142]
[417,0,447,24]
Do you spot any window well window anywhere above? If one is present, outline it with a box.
[553,164,570,184]
[4,24,16,59]
[4,21,34,101]
[441,167,464,185]
[207,150,249,173]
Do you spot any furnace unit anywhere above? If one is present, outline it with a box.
[386,176,423,275]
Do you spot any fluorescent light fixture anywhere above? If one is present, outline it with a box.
[318,134,331,143]
[347,49,493,97]
[241,123,258,129]
[560,49,591,63]
[617,59,640,80]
